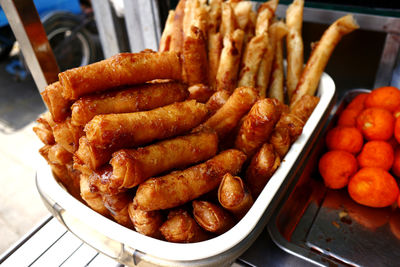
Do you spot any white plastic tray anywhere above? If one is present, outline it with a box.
[36,73,335,266]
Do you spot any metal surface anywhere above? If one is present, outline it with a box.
[0,0,59,92]
[374,33,400,88]
[268,89,400,267]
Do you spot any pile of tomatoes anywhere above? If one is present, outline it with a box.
[319,86,400,208]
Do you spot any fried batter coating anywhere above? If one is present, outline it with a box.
[134,149,246,211]
[192,200,235,234]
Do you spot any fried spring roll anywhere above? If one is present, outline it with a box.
[192,200,235,234]
[205,90,231,116]
[233,1,252,31]
[128,201,163,238]
[238,33,268,87]
[218,173,254,219]
[268,38,285,102]
[52,117,84,153]
[208,0,222,34]
[257,21,288,98]
[290,94,320,123]
[110,130,218,191]
[290,15,358,106]
[59,52,182,100]
[170,0,186,53]
[85,100,208,149]
[33,123,55,145]
[74,136,112,170]
[102,192,134,228]
[159,10,175,52]
[207,32,223,89]
[48,143,73,165]
[220,2,237,37]
[216,29,245,92]
[201,86,258,138]
[188,84,214,103]
[41,81,71,122]
[86,165,115,194]
[160,209,210,243]
[276,112,305,142]
[134,149,247,211]
[182,26,208,85]
[235,98,282,156]
[245,144,281,198]
[71,82,188,126]
[80,174,110,216]
[286,0,304,100]
[269,127,291,158]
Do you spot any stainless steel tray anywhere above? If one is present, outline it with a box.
[35,74,336,267]
[268,88,400,266]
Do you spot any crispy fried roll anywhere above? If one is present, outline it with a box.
[269,127,291,158]
[71,82,188,126]
[235,98,282,156]
[110,130,218,191]
[216,29,245,92]
[286,0,304,100]
[74,136,112,170]
[52,117,84,153]
[233,1,252,31]
[218,173,254,219]
[275,112,305,142]
[201,86,258,138]
[41,81,72,122]
[87,165,115,194]
[205,90,231,116]
[48,143,73,165]
[160,209,210,243]
[183,26,208,85]
[33,123,55,145]
[159,10,175,52]
[128,202,163,238]
[208,0,222,34]
[290,15,358,106]
[192,200,235,234]
[238,33,269,88]
[80,174,110,216]
[85,100,208,149]
[134,149,247,211]
[255,0,278,36]
[290,94,320,123]
[102,192,134,229]
[207,32,223,89]
[245,143,281,198]
[268,38,285,102]
[59,51,182,100]
[188,84,214,103]
[220,2,237,37]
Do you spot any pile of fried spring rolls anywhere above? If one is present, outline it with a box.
[34,0,358,243]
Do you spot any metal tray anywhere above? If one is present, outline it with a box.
[35,73,336,267]
[268,88,400,266]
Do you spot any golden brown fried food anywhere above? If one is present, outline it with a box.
[290,14,358,106]
[71,82,188,126]
[220,2,237,37]
[201,86,258,138]
[182,26,208,85]
[235,98,282,157]
[233,1,252,31]
[33,123,55,146]
[192,200,235,234]
[41,81,71,122]
[159,10,175,52]
[276,112,305,142]
[170,0,186,53]
[85,100,208,149]
[109,130,218,191]
[208,0,222,34]
[59,52,182,100]
[188,84,214,103]
[159,209,210,243]
[87,165,115,194]
[74,136,112,171]
[52,117,84,153]
[207,32,223,88]
[216,29,245,92]
[218,173,254,219]
[255,0,278,36]
[128,201,164,238]
[268,38,285,102]
[245,143,281,198]
[269,127,291,158]
[134,149,246,211]
[47,143,73,165]
[290,94,320,123]
[205,90,231,116]
[102,192,134,229]
[286,0,304,100]
[80,174,110,216]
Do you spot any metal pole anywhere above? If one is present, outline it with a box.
[0,0,59,93]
